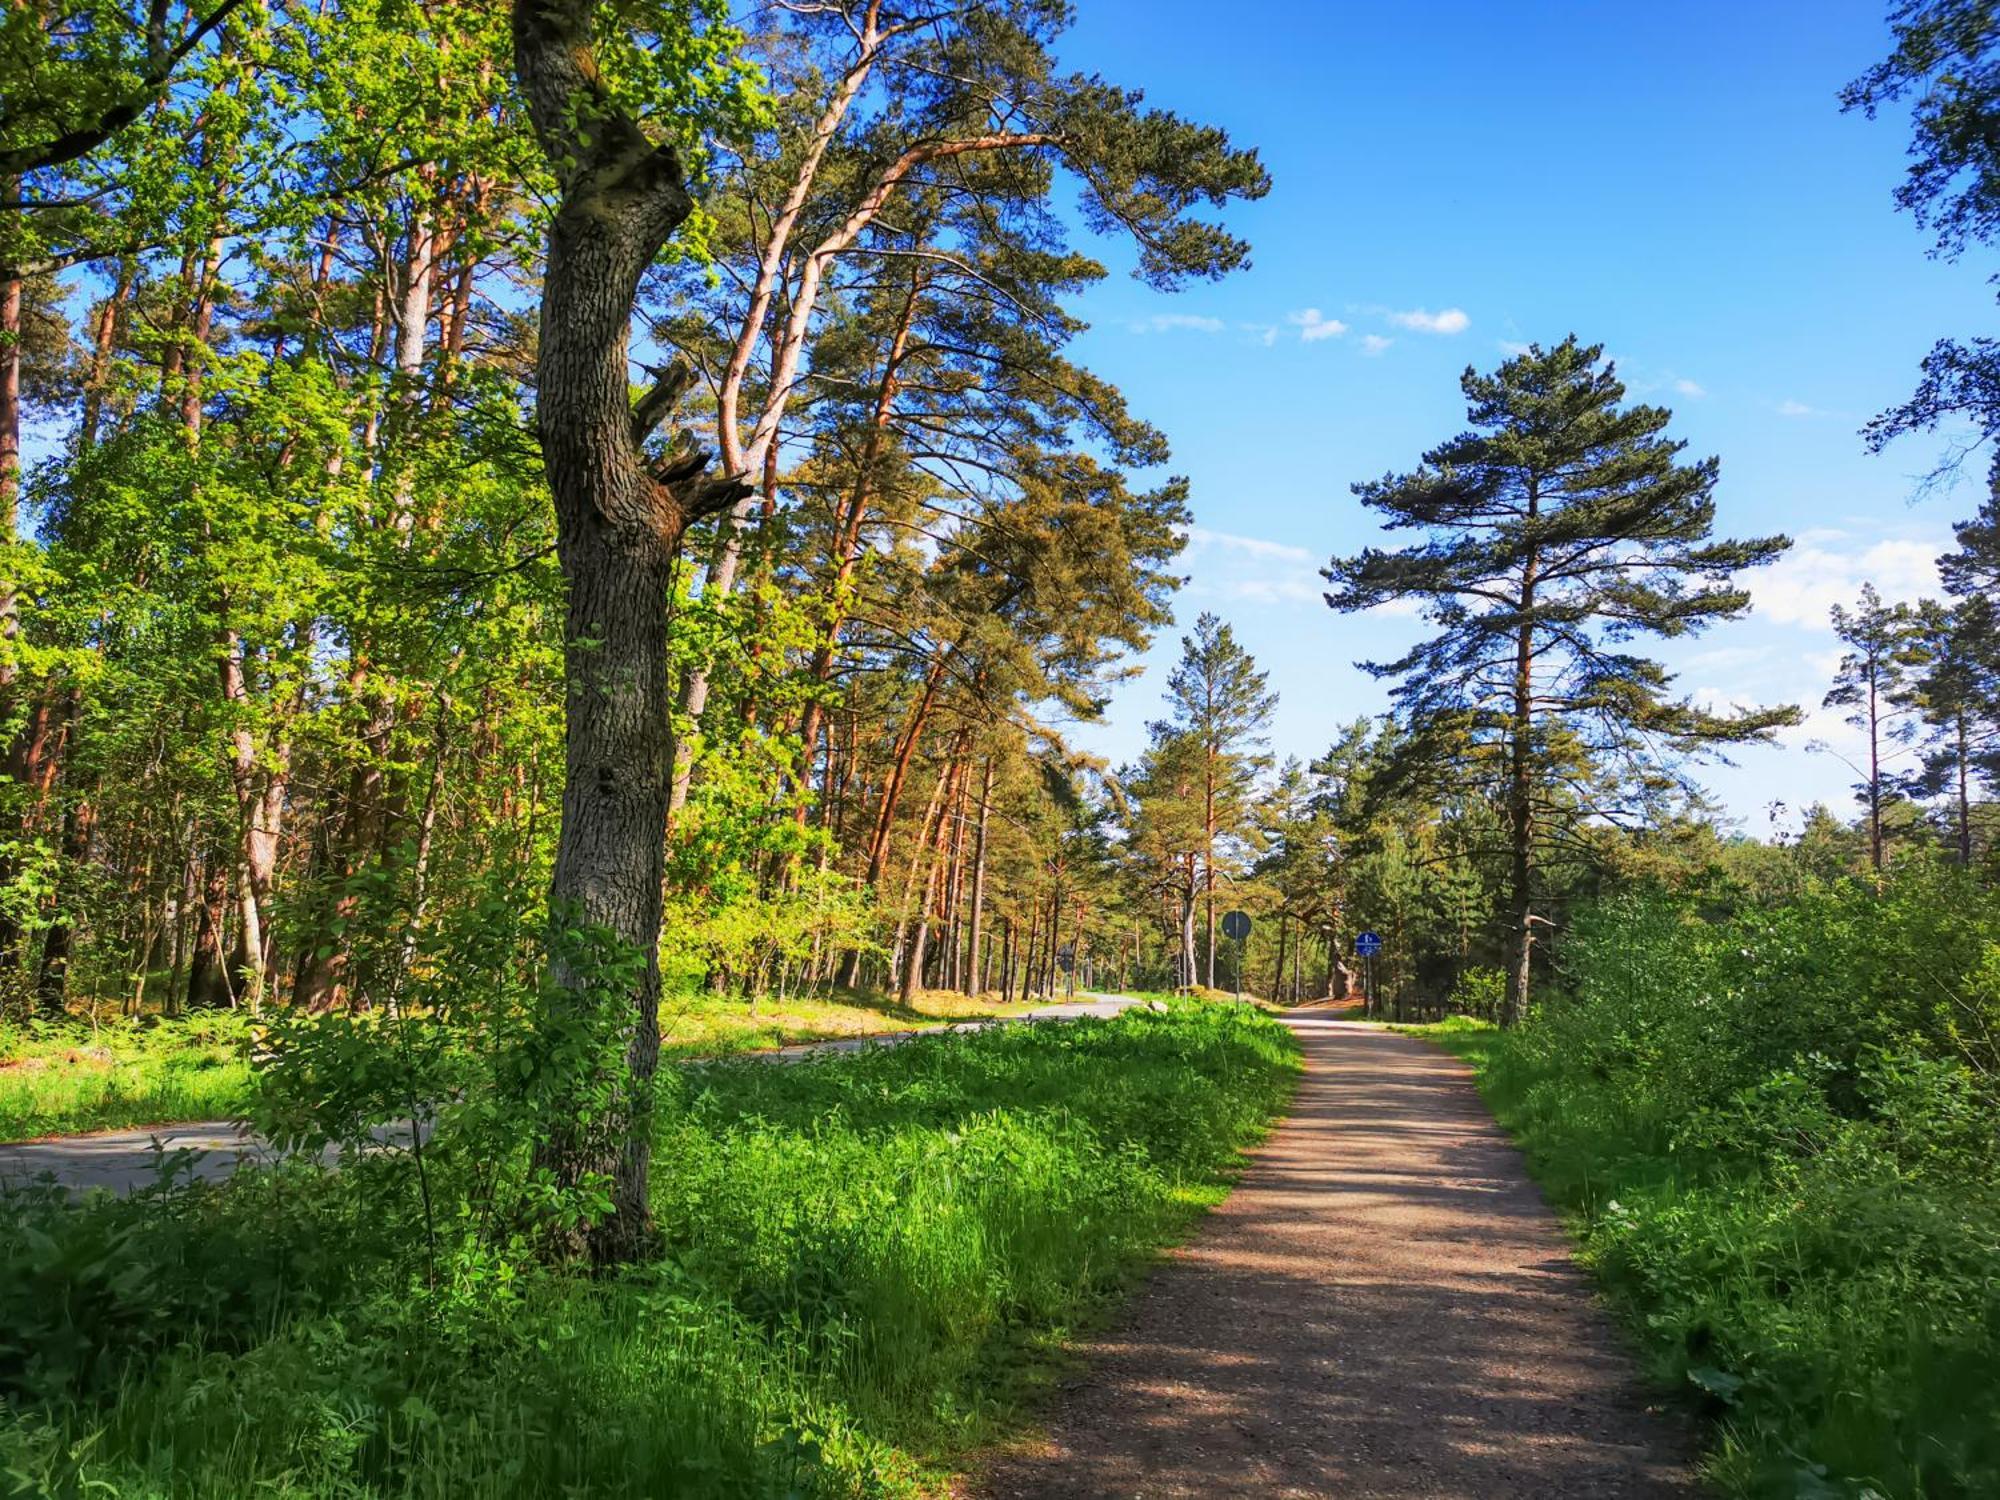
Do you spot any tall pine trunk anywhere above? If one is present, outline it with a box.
[964,758,992,995]
[1503,526,1539,1030]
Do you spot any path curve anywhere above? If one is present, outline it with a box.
[976,1015,1696,1499]
[0,995,1144,1195]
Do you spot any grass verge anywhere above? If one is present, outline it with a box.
[0,999,1300,1497]
[1,988,1049,1141]
[0,1013,258,1141]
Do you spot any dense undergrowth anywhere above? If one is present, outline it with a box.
[0,1001,1298,1497]
[1422,861,2000,1500]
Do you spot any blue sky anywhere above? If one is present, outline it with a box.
[1044,0,1994,833]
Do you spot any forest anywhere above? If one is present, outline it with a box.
[1,1,1998,1497]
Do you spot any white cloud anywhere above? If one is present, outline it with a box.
[1183,526,1315,564]
[1222,576,1329,605]
[1130,312,1226,335]
[1179,526,1332,609]
[1751,535,1945,627]
[1674,378,1707,398]
[1777,398,1821,418]
[1360,333,1394,356]
[1387,306,1470,335]
[1288,308,1348,343]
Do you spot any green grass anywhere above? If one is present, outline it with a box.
[0,988,1050,1141]
[655,985,1042,1059]
[0,999,1301,1497]
[0,1014,259,1141]
[1407,998,2000,1500]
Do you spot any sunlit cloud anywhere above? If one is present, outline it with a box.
[1750,534,1944,626]
[1288,307,1349,343]
[1386,306,1470,334]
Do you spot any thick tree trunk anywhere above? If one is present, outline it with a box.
[217,629,285,1012]
[512,0,747,1265]
[186,848,232,1010]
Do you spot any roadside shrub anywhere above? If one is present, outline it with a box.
[1437,861,2000,1499]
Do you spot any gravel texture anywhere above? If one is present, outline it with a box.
[974,1013,1697,1499]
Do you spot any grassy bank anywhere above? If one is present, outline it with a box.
[0,988,1045,1141]
[0,1000,1299,1496]
[656,986,1041,1058]
[0,1013,257,1141]
[1411,868,2000,1500]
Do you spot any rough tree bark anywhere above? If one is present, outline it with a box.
[512,0,750,1265]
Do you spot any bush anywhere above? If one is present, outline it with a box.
[1432,863,2000,1499]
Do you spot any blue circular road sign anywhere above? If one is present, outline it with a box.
[1355,931,1383,958]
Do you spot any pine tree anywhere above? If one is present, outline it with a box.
[1896,597,1998,865]
[1150,613,1275,988]
[1325,337,1795,1025]
[1124,728,1210,991]
[1825,584,1929,872]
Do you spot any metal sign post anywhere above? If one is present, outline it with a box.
[1355,930,1383,1017]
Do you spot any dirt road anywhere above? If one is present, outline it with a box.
[977,1014,1695,1499]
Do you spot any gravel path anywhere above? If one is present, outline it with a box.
[0,996,1143,1195]
[976,1013,1696,1499]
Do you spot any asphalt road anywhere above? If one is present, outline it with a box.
[0,993,1147,1196]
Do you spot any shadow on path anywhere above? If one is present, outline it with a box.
[976,1018,1695,1499]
